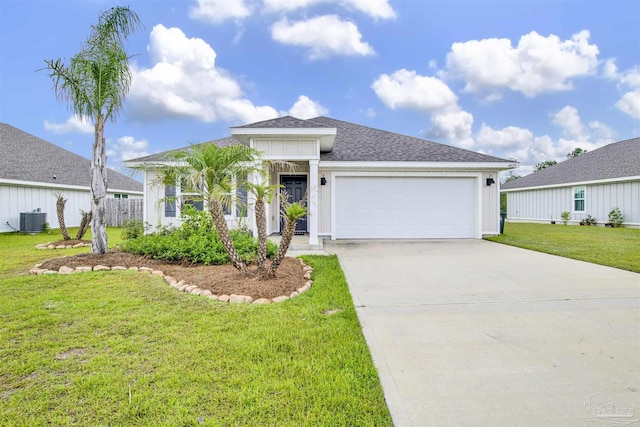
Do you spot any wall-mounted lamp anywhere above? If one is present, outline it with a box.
[320,175,327,186]
[53,175,57,180]
[486,175,495,186]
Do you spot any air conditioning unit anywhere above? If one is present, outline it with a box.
[20,212,47,233]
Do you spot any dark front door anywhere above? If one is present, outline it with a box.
[280,175,307,234]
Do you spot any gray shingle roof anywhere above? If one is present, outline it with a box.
[501,137,640,190]
[231,115,330,129]
[0,122,143,192]
[311,117,509,162]
[129,137,239,163]
[128,116,512,164]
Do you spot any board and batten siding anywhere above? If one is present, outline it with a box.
[506,180,640,225]
[253,139,317,159]
[0,184,141,233]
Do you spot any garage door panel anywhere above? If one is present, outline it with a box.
[335,176,476,239]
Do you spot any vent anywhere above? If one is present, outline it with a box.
[20,212,47,233]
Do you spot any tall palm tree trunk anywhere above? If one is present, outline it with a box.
[265,218,295,278]
[209,200,248,275]
[255,198,268,272]
[90,119,108,254]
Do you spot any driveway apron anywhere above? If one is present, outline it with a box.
[326,240,640,426]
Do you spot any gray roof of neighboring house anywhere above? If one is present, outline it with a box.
[0,122,143,192]
[129,116,511,164]
[501,137,640,190]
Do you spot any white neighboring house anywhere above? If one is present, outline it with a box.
[125,116,515,244]
[0,122,143,233]
[502,137,640,227]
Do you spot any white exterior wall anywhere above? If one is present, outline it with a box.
[506,180,640,226]
[254,139,317,158]
[0,183,141,233]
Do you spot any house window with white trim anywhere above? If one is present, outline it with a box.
[113,193,128,199]
[165,185,177,217]
[180,178,204,212]
[573,186,585,212]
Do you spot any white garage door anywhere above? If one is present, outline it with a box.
[335,176,476,239]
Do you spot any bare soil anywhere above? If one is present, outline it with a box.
[49,239,91,246]
[38,252,306,300]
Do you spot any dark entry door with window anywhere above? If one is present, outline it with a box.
[280,175,307,234]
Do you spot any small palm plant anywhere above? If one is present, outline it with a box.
[264,191,308,279]
[54,193,71,240]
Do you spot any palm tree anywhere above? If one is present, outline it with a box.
[53,193,71,240]
[168,143,263,275]
[244,181,281,272]
[264,191,308,279]
[43,7,142,254]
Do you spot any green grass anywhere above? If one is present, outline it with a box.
[486,222,640,273]
[0,230,391,426]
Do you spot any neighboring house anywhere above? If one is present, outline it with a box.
[501,137,640,227]
[125,116,515,244]
[0,122,143,233]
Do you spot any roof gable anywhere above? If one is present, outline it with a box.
[0,122,143,192]
[502,137,640,190]
[231,115,330,129]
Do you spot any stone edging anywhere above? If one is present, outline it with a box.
[29,259,314,305]
[36,242,92,250]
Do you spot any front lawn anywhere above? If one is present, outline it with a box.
[0,230,391,426]
[485,222,640,273]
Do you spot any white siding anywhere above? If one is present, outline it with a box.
[0,184,141,233]
[254,139,318,159]
[506,180,640,225]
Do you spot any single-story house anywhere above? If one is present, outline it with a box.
[501,136,640,227]
[125,116,515,244]
[0,122,143,233]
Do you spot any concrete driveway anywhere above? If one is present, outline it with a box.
[326,240,640,426]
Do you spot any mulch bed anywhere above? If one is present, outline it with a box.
[38,252,306,300]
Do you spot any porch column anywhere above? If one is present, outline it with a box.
[309,159,319,245]
[248,170,261,238]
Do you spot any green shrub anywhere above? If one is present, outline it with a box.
[608,207,624,228]
[121,220,145,240]
[120,206,276,265]
[560,211,571,225]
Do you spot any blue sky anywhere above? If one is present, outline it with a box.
[1,0,638,179]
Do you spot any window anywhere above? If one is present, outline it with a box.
[180,178,204,212]
[573,186,585,212]
[165,185,176,217]
[113,193,128,199]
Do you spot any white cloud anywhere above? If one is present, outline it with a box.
[372,69,474,148]
[44,116,93,134]
[286,95,328,119]
[263,0,395,19]
[271,15,375,60]
[552,105,588,142]
[189,0,252,24]
[372,69,458,113]
[107,136,150,162]
[616,89,640,119]
[615,66,640,119]
[129,25,279,124]
[428,111,474,149]
[445,30,600,98]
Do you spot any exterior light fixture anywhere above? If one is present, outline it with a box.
[320,175,327,186]
[486,175,495,186]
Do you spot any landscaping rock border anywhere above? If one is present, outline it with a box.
[36,242,92,250]
[29,259,314,304]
